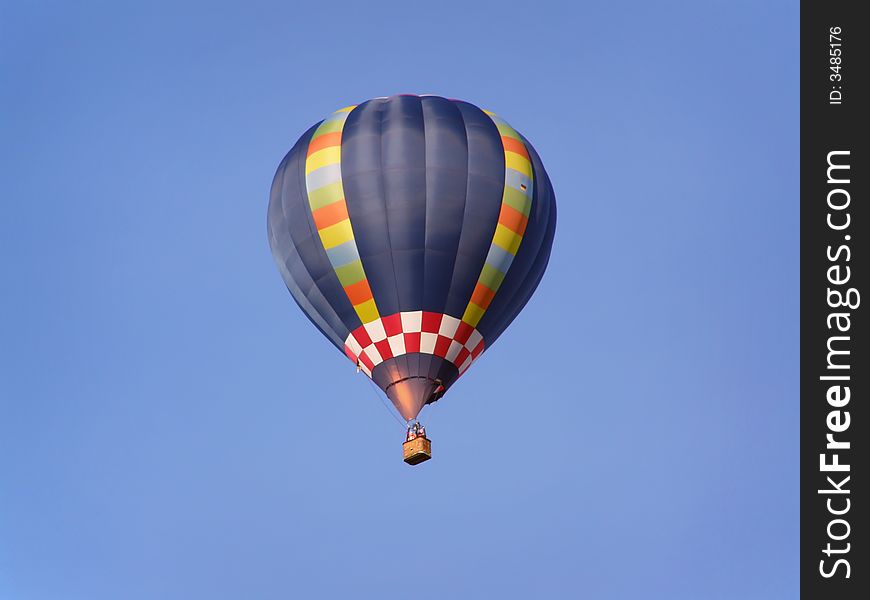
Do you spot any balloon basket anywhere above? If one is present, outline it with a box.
[403,436,432,465]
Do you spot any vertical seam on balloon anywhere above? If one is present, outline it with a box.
[304,105,381,325]
[278,125,351,344]
[459,111,534,328]
[477,140,556,343]
[479,147,551,342]
[292,127,339,314]
[436,99,471,318]
[420,96,429,314]
[269,155,296,288]
[271,152,290,243]
[374,98,403,314]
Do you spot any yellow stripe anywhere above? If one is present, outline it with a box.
[505,152,533,178]
[462,302,486,327]
[492,224,523,255]
[318,219,354,249]
[305,147,341,174]
[459,110,534,327]
[304,103,382,329]
[354,298,380,324]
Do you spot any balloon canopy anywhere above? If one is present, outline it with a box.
[268,95,556,421]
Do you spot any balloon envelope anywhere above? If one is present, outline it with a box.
[268,95,556,420]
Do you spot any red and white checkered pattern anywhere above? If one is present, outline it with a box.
[343,311,485,378]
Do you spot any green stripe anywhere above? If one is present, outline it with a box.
[478,262,506,291]
[495,122,521,140]
[334,259,366,286]
[503,186,532,216]
[315,116,347,136]
[460,111,529,325]
[308,181,344,210]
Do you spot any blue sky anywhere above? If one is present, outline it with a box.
[0,1,798,598]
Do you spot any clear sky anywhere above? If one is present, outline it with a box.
[0,1,798,598]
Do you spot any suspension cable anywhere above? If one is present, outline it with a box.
[363,374,407,429]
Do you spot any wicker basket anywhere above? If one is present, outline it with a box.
[403,436,432,465]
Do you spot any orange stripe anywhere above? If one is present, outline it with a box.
[498,203,529,235]
[344,279,374,305]
[501,136,529,159]
[470,282,496,309]
[307,131,342,157]
[312,199,349,229]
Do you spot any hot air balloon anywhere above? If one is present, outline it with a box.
[267,94,556,464]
